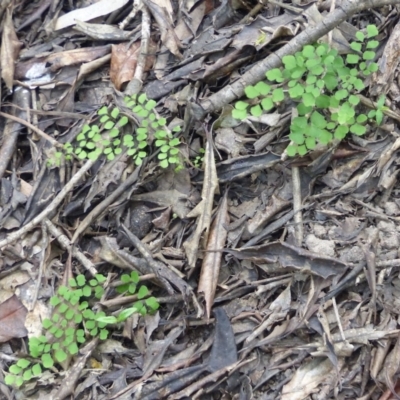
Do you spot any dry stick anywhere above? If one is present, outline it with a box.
[198,0,400,116]
[0,111,63,148]
[0,159,95,250]
[125,2,150,95]
[0,88,30,180]
[44,219,98,276]
[292,166,303,247]
[119,0,142,29]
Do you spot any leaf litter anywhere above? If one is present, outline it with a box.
[2,0,400,399]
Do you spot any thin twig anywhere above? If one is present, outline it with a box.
[0,159,95,249]
[0,111,63,148]
[292,166,303,247]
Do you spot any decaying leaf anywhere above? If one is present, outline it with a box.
[0,294,28,343]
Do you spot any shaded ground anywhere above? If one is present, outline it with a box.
[1,0,400,399]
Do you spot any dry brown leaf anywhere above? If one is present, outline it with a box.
[45,45,111,71]
[198,192,229,319]
[110,41,156,91]
[0,294,28,343]
[143,0,183,60]
[281,358,337,400]
[183,139,219,268]
[1,8,22,91]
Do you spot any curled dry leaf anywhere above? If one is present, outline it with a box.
[110,40,156,90]
[1,8,22,91]
[183,140,219,268]
[198,192,229,319]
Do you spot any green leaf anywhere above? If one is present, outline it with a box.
[235,101,248,110]
[335,89,348,101]
[111,108,120,118]
[138,285,149,299]
[23,369,32,381]
[315,95,330,108]
[100,115,109,123]
[5,375,15,385]
[68,343,79,355]
[305,58,320,69]
[356,31,365,42]
[282,55,297,69]
[50,295,62,307]
[145,296,160,311]
[353,78,365,91]
[316,44,327,56]
[254,81,271,96]
[367,25,378,38]
[302,93,315,107]
[288,84,304,98]
[350,124,366,135]
[117,307,138,322]
[159,159,169,168]
[291,67,306,79]
[76,274,85,286]
[232,109,247,120]
[98,106,108,116]
[261,97,274,111]
[367,40,379,49]
[305,137,316,149]
[318,130,332,145]
[350,42,362,52]
[363,51,375,60]
[266,68,283,82]
[302,45,315,58]
[9,365,22,374]
[376,110,384,125]
[55,350,67,363]
[138,93,147,104]
[306,74,317,85]
[348,95,360,105]
[244,86,259,99]
[346,54,360,64]
[41,353,54,368]
[104,121,115,130]
[297,103,312,116]
[368,62,379,72]
[297,145,307,156]
[377,95,385,108]
[43,318,53,330]
[289,132,305,145]
[145,99,157,110]
[286,145,297,157]
[295,54,305,67]
[356,114,367,124]
[272,88,284,102]
[250,105,262,117]
[311,111,327,129]
[323,73,338,91]
[100,329,109,340]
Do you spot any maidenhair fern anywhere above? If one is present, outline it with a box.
[232,25,383,156]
